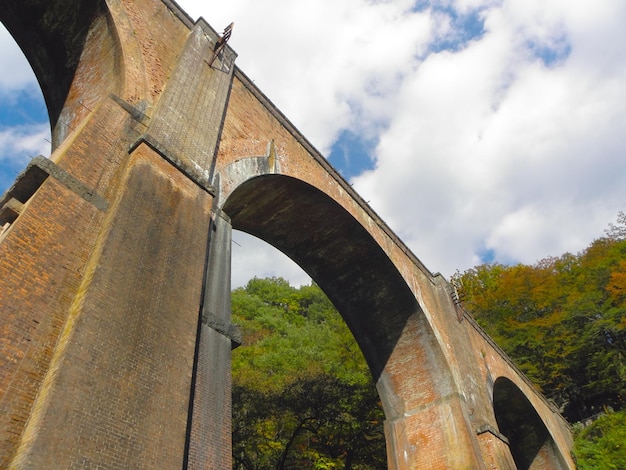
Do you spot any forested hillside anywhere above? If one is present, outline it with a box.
[454,213,626,467]
[453,213,626,422]
[231,278,386,469]
[231,213,625,468]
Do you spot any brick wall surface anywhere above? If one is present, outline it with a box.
[10,145,212,468]
[0,179,104,467]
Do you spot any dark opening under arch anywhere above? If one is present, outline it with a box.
[493,377,567,470]
[222,174,419,381]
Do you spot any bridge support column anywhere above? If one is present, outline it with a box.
[384,395,485,470]
[476,426,517,469]
[1,141,216,468]
[186,210,240,469]
[377,312,485,469]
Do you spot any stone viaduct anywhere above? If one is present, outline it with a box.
[0,1,574,468]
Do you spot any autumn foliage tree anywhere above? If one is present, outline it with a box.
[453,213,626,422]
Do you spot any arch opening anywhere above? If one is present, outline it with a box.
[222,173,473,467]
[0,0,107,136]
[230,274,387,469]
[0,24,50,195]
[222,174,420,382]
[231,230,311,289]
[493,377,567,470]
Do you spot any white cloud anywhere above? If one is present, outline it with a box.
[183,0,433,152]
[232,231,311,289]
[0,123,49,191]
[0,123,49,162]
[352,0,626,275]
[0,25,38,92]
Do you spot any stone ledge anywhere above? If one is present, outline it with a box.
[202,310,242,349]
[129,136,217,196]
[476,424,510,445]
[0,198,24,225]
[0,156,109,218]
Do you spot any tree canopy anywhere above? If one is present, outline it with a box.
[572,408,626,469]
[453,213,626,465]
[453,218,625,422]
[231,277,386,470]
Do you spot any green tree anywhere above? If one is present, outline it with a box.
[573,409,626,469]
[231,278,386,469]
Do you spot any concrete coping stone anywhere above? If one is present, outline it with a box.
[0,156,109,215]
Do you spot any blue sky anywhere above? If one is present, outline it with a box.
[1,0,625,288]
[0,26,50,192]
[0,94,48,189]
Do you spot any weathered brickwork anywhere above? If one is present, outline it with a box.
[0,0,575,468]
[6,144,213,468]
[119,0,192,102]
[188,327,233,469]
[476,432,518,470]
[0,179,104,467]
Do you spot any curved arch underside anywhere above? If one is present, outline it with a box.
[493,377,567,470]
[223,175,419,380]
[0,0,106,128]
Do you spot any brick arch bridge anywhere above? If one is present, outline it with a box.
[0,0,574,468]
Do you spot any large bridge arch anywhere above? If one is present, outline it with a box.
[219,170,485,468]
[222,173,419,380]
[0,0,155,149]
[2,0,114,147]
